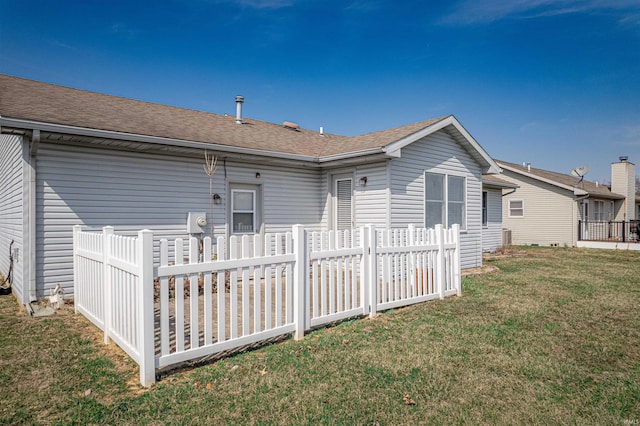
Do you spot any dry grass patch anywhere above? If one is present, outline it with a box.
[1,246,639,424]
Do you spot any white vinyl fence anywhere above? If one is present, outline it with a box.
[73,224,460,387]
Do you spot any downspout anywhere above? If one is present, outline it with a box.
[28,130,39,302]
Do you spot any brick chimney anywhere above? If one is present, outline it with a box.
[611,156,636,220]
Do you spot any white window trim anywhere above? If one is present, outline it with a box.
[482,191,488,227]
[231,188,257,234]
[508,199,524,218]
[424,171,467,230]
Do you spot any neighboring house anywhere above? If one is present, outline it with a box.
[497,158,639,247]
[0,74,500,306]
[481,175,519,252]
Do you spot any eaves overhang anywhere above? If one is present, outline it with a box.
[483,180,519,189]
[0,116,320,164]
[498,162,589,196]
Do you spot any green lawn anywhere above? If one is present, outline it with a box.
[1,246,639,425]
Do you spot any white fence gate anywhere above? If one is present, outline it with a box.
[73,224,460,386]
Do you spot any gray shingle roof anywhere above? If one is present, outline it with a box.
[497,160,623,199]
[0,74,450,158]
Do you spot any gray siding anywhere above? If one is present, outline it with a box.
[320,162,389,231]
[482,187,503,252]
[0,135,24,302]
[224,161,322,234]
[354,162,389,228]
[389,130,484,268]
[500,171,576,246]
[36,142,323,298]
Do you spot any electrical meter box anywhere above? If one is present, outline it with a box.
[187,212,207,234]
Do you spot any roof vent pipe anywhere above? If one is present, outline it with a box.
[527,162,531,172]
[320,126,324,136]
[235,96,244,124]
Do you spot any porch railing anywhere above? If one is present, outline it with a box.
[73,224,460,387]
[578,220,640,243]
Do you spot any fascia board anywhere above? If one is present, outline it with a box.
[499,162,588,195]
[483,181,519,189]
[318,152,389,168]
[317,147,385,163]
[384,115,501,174]
[445,117,502,174]
[383,116,452,156]
[0,116,318,163]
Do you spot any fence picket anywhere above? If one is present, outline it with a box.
[242,235,251,336]
[253,234,263,334]
[216,237,226,343]
[175,239,185,352]
[189,237,199,350]
[160,239,170,355]
[230,236,239,339]
[320,233,327,316]
[264,233,272,330]
[311,232,319,318]
[275,234,283,327]
[328,231,335,315]
[203,237,213,346]
[343,230,351,310]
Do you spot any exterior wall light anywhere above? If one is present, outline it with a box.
[213,193,222,204]
[256,172,261,179]
[359,176,368,186]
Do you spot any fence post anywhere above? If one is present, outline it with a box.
[366,225,377,318]
[436,224,445,299]
[72,225,82,315]
[102,226,114,344]
[137,229,156,387]
[578,220,582,241]
[360,226,370,317]
[452,224,462,296]
[292,225,307,340]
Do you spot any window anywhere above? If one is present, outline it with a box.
[425,172,466,229]
[482,191,488,226]
[231,189,256,233]
[509,200,523,217]
[593,200,605,221]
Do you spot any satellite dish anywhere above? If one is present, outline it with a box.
[571,165,589,178]
[571,165,589,187]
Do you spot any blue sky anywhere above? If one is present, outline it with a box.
[1,0,639,183]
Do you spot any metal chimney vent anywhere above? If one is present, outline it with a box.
[235,96,244,124]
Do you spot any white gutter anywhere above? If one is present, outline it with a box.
[317,147,386,163]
